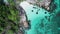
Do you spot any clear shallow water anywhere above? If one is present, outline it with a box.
[20,0,60,34]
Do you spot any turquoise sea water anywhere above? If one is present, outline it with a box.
[20,0,60,34]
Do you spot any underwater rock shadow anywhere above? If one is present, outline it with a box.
[48,0,57,13]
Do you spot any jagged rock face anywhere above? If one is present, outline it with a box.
[26,0,37,4]
[26,0,51,10]
[26,0,51,6]
[39,0,51,7]
[20,14,29,28]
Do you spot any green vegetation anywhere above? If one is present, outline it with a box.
[0,0,20,34]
